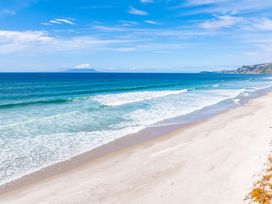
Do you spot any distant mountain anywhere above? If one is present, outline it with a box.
[217,63,272,74]
[63,68,99,73]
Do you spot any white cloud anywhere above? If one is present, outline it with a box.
[0,30,52,43]
[144,20,159,25]
[44,18,76,26]
[252,18,272,31]
[183,0,272,15]
[5,28,188,54]
[75,63,92,69]
[0,30,53,44]
[55,18,75,25]
[90,24,214,40]
[199,15,242,30]
[128,7,149,16]
[0,30,135,54]
[140,0,154,3]
[49,20,62,24]
[200,16,272,32]
[0,30,53,53]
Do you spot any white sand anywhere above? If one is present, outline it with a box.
[1,93,272,204]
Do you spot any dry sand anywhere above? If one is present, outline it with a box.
[1,93,272,204]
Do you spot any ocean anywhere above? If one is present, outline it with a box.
[0,72,271,185]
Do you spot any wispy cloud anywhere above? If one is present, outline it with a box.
[90,24,215,40]
[43,18,76,26]
[0,30,53,44]
[115,43,188,52]
[185,0,231,6]
[144,20,159,25]
[54,18,75,25]
[118,20,138,26]
[128,7,149,16]
[93,25,125,32]
[140,0,154,3]
[0,25,197,57]
[0,30,135,54]
[252,18,272,31]
[241,35,272,63]
[199,15,242,30]
[180,0,272,16]
[198,15,272,32]
[0,30,53,53]
[49,20,62,24]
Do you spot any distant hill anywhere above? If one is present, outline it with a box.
[217,63,272,74]
[63,68,99,73]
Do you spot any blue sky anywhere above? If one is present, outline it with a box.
[0,0,272,72]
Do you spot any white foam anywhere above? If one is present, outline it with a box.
[0,88,247,186]
[0,126,143,186]
[127,89,245,131]
[251,83,272,91]
[93,89,188,106]
[232,99,241,105]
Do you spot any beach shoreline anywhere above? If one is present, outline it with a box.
[1,92,272,203]
[1,85,271,190]
[0,103,220,193]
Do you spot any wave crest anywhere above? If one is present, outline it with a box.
[93,89,188,106]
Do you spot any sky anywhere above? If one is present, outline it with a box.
[0,0,272,72]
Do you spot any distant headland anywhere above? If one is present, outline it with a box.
[206,63,272,74]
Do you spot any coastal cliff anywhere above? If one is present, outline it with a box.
[218,63,272,74]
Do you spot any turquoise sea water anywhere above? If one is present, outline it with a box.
[0,73,272,184]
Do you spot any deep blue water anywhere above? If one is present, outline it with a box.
[0,73,271,184]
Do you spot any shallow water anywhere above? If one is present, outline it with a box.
[0,73,271,184]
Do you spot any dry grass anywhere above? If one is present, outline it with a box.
[248,155,272,204]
